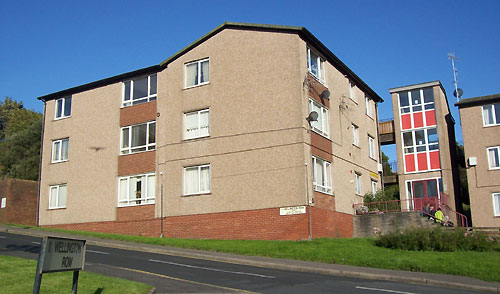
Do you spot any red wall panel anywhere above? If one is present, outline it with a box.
[401,114,412,130]
[405,154,415,172]
[417,153,428,171]
[429,151,440,169]
[425,110,436,126]
[413,112,424,128]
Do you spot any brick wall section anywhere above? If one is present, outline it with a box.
[314,191,335,211]
[118,151,156,176]
[117,204,155,221]
[44,206,354,240]
[120,101,157,127]
[0,178,38,226]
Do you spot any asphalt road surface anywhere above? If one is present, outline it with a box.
[0,231,490,294]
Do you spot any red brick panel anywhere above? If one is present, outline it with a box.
[118,151,156,176]
[311,207,353,238]
[0,178,37,226]
[117,204,155,221]
[311,132,333,161]
[313,191,335,211]
[120,101,157,127]
[307,74,330,108]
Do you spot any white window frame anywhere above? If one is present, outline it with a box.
[349,80,357,102]
[55,97,71,119]
[493,193,500,217]
[185,58,209,88]
[49,184,67,209]
[309,99,329,137]
[487,146,500,170]
[122,74,157,107]
[365,96,374,118]
[120,121,156,155]
[368,135,376,159]
[184,109,210,140]
[352,124,359,147]
[312,156,332,194]
[118,173,156,207]
[482,103,500,127]
[398,88,435,115]
[371,180,378,195]
[1,197,6,208]
[52,138,69,163]
[355,173,362,195]
[184,164,211,195]
[307,47,325,83]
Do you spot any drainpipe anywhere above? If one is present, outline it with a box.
[36,102,47,227]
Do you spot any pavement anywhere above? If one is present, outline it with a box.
[1,224,499,293]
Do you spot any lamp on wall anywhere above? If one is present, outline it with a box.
[320,90,330,100]
[306,111,318,126]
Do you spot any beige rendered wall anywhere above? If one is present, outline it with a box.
[156,29,307,217]
[459,105,500,227]
[39,84,121,225]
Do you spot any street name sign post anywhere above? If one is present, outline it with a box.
[33,236,86,294]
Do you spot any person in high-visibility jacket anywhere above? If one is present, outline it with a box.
[435,208,443,223]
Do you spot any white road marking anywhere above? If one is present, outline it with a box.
[356,286,418,294]
[86,249,110,255]
[149,259,275,279]
[0,236,6,238]
[32,241,40,244]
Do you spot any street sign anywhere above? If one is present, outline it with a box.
[280,206,306,215]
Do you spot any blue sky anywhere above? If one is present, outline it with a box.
[1,0,499,161]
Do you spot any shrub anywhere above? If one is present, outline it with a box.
[363,187,400,212]
[375,227,499,252]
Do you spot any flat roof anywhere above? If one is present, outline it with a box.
[38,22,383,103]
[455,93,500,108]
[389,81,445,94]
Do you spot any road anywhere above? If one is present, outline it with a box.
[0,231,490,294]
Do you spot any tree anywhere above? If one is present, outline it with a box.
[0,97,42,180]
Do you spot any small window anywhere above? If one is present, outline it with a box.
[184,164,210,195]
[122,74,157,107]
[184,109,210,140]
[368,135,376,159]
[52,138,69,163]
[118,173,155,207]
[55,97,71,119]
[487,146,500,169]
[352,124,359,147]
[349,81,357,102]
[482,103,500,126]
[355,173,362,195]
[120,121,156,155]
[49,184,67,209]
[493,193,500,216]
[312,156,332,194]
[371,180,378,195]
[365,96,374,118]
[307,47,325,83]
[1,197,6,208]
[185,59,209,88]
[309,99,329,137]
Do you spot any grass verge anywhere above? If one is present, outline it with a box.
[4,223,500,282]
[0,255,152,294]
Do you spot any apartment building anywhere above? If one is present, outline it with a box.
[456,94,500,227]
[37,22,382,240]
[389,81,461,217]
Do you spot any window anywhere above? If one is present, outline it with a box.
[185,59,209,88]
[398,87,434,114]
[52,138,69,163]
[371,180,378,195]
[352,124,359,146]
[493,193,500,216]
[349,81,356,102]
[402,128,439,154]
[1,198,5,208]
[309,99,329,137]
[184,109,210,140]
[355,173,362,195]
[49,184,67,209]
[482,103,500,126]
[365,96,374,118]
[121,121,156,155]
[307,47,325,83]
[312,156,332,194]
[55,97,71,119]
[118,173,155,206]
[487,146,500,169]
[122,74,157,107]
[184,164,210,195]
[368,135,376,159]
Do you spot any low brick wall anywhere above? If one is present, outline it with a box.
[353,211,436,238]
[0,178,38,226]
[44,206,354,240]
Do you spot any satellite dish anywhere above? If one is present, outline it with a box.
[306,111,319,124]
[453,88,463,98]
[320,90,330,100]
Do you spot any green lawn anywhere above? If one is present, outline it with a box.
[0,255,152,294]
[5,224,500,282]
